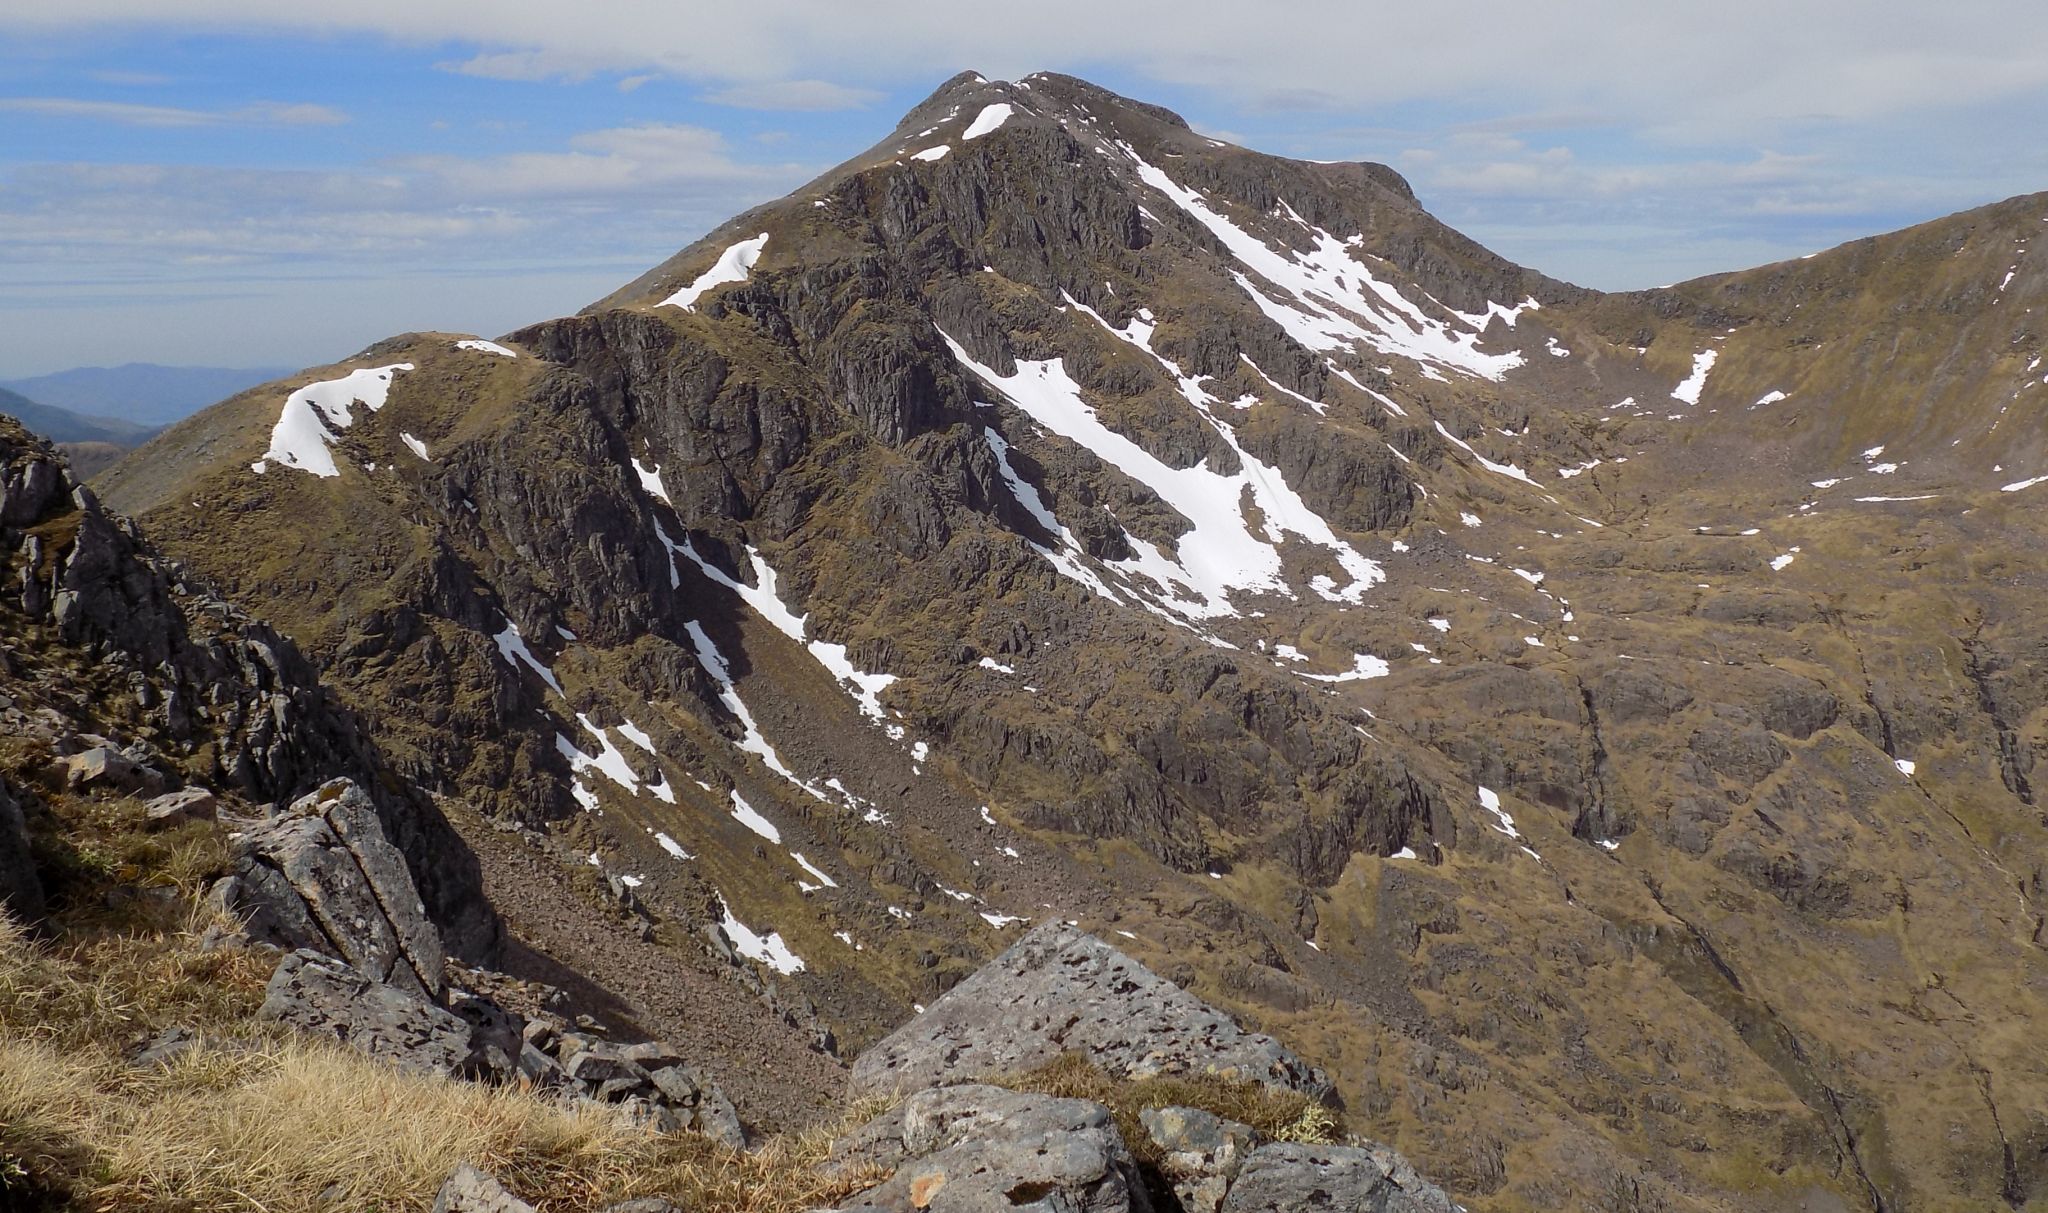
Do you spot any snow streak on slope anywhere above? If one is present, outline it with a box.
[1071,299,1384,603]
[1296,653,1391,682]
[981,426,1125,603]
[1432,421,1541,487]
[1123,149,1525,382]
[492,621,563,696]
[682,620,806,789]
[252,365,413,478]
[942,320,1381,621]
[555,717,641,797]
[715,895,805,974]
[660,233,769,311]
[672,540,898,725]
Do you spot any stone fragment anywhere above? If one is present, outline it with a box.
[1140,1105,1258,1213]
[1220,1141,1458,1213]
[433,1163,536,1213]
[143,787,217,829]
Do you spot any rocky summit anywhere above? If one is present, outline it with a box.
[7,68,2048,1211]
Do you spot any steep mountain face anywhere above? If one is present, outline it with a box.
[96,71,2048,1211]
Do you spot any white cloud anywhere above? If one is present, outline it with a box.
[4,1,2046,144]
[0,97,346,127]
[705,79,882,111]
[0,121,812,275]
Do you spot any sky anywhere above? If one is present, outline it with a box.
[3,1,2047,378]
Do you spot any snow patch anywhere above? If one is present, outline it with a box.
[1126,150,1525,382]
[789,851,837,889]
[400,432,431,461]
[632,458,672,504]
[255,365,413,479]
[946,321,1381,621]
[962,103,1014,140]
[492,621,563,696]
[1671,350,1718,404]
[1477,786,1523,840]
[728,790,781,844]
[455,339,517,358]
[1297,653,1391,682]
[1434,420,1540,486]
[673,541,899,725]
[661,233,769,311]
[716,896,804,974]
[910,145,951,162]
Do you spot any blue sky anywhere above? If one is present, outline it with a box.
[4,2,2047,377]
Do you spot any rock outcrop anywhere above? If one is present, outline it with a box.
[851,921,1330,1101]
[221,778,448,999]
[0,414,499,959]
[263,948,489,1079]
[222,773,746,1142]
[517,1023,746,1148]
[832,926,1458,1213]
[829,1084,1151,1213]
[433,1163,537,1213]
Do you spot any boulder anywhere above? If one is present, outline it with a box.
[851,922,1329,1100]
[143,787,217,829]
[64,745,148,792]
[261,949,478,1079]
[433,1163,536,1213]
[1140,1106,1258,1213]
[129,1025,202,1069]
[1219,1142,1458,1213]
[833,1084,1150,1213]
[225,778,446,998]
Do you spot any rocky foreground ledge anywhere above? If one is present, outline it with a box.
[423,932,1461,1211]
[197,776,1456,1211]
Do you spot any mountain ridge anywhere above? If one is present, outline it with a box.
[86,70,2048,1211]
[3,362,295,431]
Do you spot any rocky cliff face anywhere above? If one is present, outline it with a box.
[89,71,2048,1211]
[0,415,497,957]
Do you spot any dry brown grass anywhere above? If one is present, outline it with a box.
[0,910,886,1212]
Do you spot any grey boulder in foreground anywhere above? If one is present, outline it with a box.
[850,920,1331,1100]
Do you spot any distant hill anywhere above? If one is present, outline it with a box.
[0,386,151,445]
[0,363,291,429]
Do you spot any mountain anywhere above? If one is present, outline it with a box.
[93,70,2048,1211]
[1,362,293,430]
[0,385,152,447]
